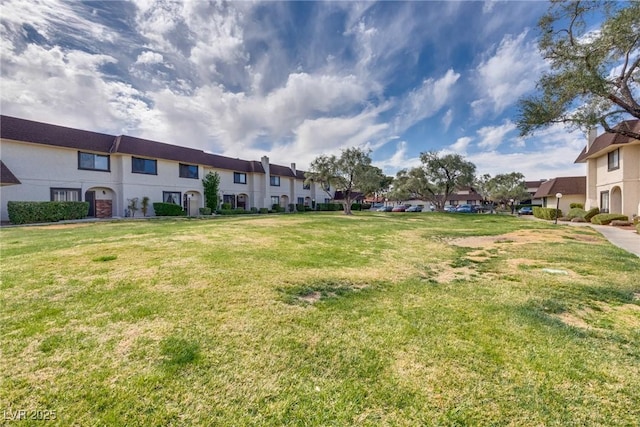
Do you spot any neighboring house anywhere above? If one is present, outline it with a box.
[575,120,640,219]
[0,115,325,221]
[533,176,586,214]
[524,180,547,206]
[445,187,484,207]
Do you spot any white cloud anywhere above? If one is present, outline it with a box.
[374,140,421,174]
[442,108,454,131]
[450,136,472,153]
[473,30,546,116]
[135,51,164,64]
[393,69,460,133]
[477,120,517,150]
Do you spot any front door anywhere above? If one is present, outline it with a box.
[85,191,96,217]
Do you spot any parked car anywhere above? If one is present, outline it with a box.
[443,205,457,212]
[391,205,407,212]
[405,205,423,212]
[371,203,385,210]
[518,206,533,215]
[455,204,479,213]
[376,206,393,212]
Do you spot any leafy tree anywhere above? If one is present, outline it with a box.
[202,172,221,212]
[474,173,495,213]
[305,147,384,215]
[486,172,530,214]
[517,1,640,140]
[141,196,150,217]
[394,152,476,211]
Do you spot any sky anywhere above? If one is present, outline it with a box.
[0,0,598,180]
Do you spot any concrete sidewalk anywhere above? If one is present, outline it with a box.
[568,222,640,257]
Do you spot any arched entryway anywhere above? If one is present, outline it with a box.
[182,191,202,216]
[237,193,249,210]
[85,187,115,218]
[280,195,289,210]
[610,186,622,214]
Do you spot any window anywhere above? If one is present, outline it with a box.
[179,163,198,179]
[271,196,280,206]
[600,191,609,213]
[132,157,157,175]
[234,172,247,184]
[270,175,280,186]
[608,149,620,171]
[303,182,310,190]
[223,195,236,208]
[51,188,80,201]
[324,198,330,204]
[78,152,110,171]
[297,197,304,205]
[163,191,181,205]
[323,183,330,191]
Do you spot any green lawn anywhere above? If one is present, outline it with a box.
[1,213,639,426]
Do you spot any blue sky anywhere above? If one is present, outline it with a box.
[1,0,596,180]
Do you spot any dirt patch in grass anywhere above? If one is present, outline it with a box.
[449,229,577,248]
[30,223,94,230]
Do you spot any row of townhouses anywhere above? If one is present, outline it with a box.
[0,115,332,222]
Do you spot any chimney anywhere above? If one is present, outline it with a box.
[587,128,598,149]
[290,162,296,174]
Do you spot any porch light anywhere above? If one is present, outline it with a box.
[555,193,562,224]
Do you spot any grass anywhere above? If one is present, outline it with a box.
[1,212,639,425]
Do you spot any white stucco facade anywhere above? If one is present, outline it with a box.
[0,129,325,222]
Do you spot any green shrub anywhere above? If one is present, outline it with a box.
[361,203,372,210]
[7,201,89,224]
[567,207,587,220]
[532,206,562,220]
[288,204,295,212]
[296,204,305,212]
[351,203,362,211]
[221,203,232,210]
[199,207,212,215]
[259,208,269,214]
[570,203,584,209]
[250,207,258,213]
[584,207,600,222]
[591,213,628,225]
[152,203,185,216]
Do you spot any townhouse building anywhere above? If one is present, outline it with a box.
[0,115,326,222]
[575,120,640,219]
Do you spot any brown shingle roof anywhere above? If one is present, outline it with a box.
[533,176,585,198]
[0,161,21,185]
[269,164,296,178]
[575,120,640,163]
[1,115,116,152]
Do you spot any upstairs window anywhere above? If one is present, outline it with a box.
[303,182,310,190]
[132,157,157,175]
[234,172,247,184]
[270,175,280,186]
[608,149,620,171]
[78,152,110,171]
[179,163,198,179]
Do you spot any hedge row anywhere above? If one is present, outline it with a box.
[590,213,628,225]
[152,202,186,216]
[532,206,562,220]
[7,201,89,224]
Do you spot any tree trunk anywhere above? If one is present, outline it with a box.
[343,197,353,215]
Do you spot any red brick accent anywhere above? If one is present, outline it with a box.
[95,200,112,218]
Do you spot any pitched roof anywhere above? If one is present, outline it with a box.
[575,119,640,163]
[0,160,21,185]
[533,176,586,198]
[1,115,116,152]
[269,163,297,178]
[0,115,316,177]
